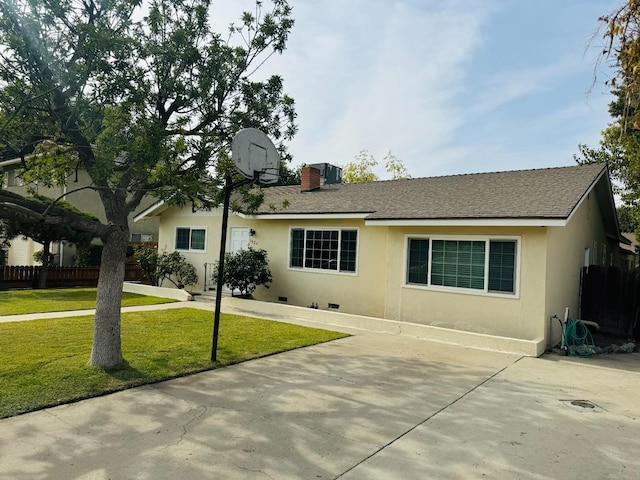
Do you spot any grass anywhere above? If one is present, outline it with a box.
[0,288,176,316]
[0,308,349,418]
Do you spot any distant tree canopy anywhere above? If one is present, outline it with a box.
[341,150,411,183]
[575,2,640,237]
[618,204,639,232]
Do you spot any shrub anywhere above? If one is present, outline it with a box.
[134,244,198,289]
[213,248,272,297]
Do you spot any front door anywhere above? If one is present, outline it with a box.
[227,227,250,295]
[229,227,250,254]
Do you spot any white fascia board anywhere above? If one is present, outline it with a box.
[236,212,370,220]
[364,218,568,227]
[133,200,166,222]
[0,157,21,167]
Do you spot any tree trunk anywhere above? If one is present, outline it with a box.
[89,223,129,368]
[38,241,50,289]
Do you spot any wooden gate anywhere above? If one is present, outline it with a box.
[580,266,640,336]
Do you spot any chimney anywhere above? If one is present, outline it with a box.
[301,165,321,192]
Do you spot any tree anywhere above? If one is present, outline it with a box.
[341,150,411,183]
[0,0,295,367]
[618,204,639,232]
[2,195,95,287]
[213,248,272,298]
[575,3,640,238]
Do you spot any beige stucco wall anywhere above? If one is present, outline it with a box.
[381,226,547,341]
[155,206,257,292]
[248,218,388,318]
[544,192,616,347]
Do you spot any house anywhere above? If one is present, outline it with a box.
[137,163,624,355]
[0,156,159,266]
[620,233,639,270]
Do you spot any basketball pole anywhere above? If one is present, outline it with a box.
[211,173,258,362]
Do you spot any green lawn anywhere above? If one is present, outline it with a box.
[0,308,348,418]
[0,288,176,316]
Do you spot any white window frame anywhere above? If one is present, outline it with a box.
[403,234,521,299]
[175,226,207,253]
[288,226,359,275]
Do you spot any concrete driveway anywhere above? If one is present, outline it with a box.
[1,325,639,479]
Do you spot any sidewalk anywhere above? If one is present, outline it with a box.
[1,302,640,479]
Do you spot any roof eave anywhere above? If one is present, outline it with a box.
[364,218,568,227]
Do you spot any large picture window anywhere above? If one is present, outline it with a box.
[406,236,518,295]
[290,228,358,273]
[175,227,206,252]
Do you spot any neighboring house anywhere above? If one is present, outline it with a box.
[0,156,159,266]
[137,163,624,355]
[620,233,639,269]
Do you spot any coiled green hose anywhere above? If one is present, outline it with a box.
[564,318,595,358]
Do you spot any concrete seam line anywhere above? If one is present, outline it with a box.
[333,356,524,479]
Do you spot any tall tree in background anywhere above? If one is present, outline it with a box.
[0,0,296,367]
[576,2,640,236]
[342,150,411,183]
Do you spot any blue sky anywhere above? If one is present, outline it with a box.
[215,0,621,179]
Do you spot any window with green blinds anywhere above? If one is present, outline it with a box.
[407,238,429,284]
[405,237,517,295]
[431,240,485,290]
[488,240,516,293]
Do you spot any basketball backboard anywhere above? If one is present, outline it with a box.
[232,128,279,185]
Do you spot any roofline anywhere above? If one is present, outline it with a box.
[0,157,21,167]
[564,165,606,224]
[237,212,371,220]
[134,200,166,222]
[364,218,568,227]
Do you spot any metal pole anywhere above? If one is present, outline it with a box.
[211,176,232,362]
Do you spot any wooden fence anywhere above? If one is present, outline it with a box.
[0,265,144,290]
[580,266,640,336]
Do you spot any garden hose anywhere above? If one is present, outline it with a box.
[563,318,595,358]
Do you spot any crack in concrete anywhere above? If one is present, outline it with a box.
[332,356,524,479]
[176,405,208,444]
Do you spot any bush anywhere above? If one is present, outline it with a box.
[75,244,103,266]
[134,244,198,289]
[213,248,272,297]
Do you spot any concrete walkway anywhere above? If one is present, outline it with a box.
[1,304,640,479]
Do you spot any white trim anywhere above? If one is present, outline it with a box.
[402,234,521,299]
[174,226,208,254]
[366,218,566,227]
[134,200,166,222]
[0,157,21,167]
[287,226,359,276]
[238,212,370,220]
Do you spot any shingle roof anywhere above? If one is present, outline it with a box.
[254,163,608,221]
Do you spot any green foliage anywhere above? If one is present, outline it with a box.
[342,150,379,183]
[32,249,55,265]
[618,205,639,232]
[134,244,198,289]
[214,248,272,297]
[341,150,412,183]
[157,251,198,289]
[134,244,161,286]
[579,4,640,238]
[74,244,104,266]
